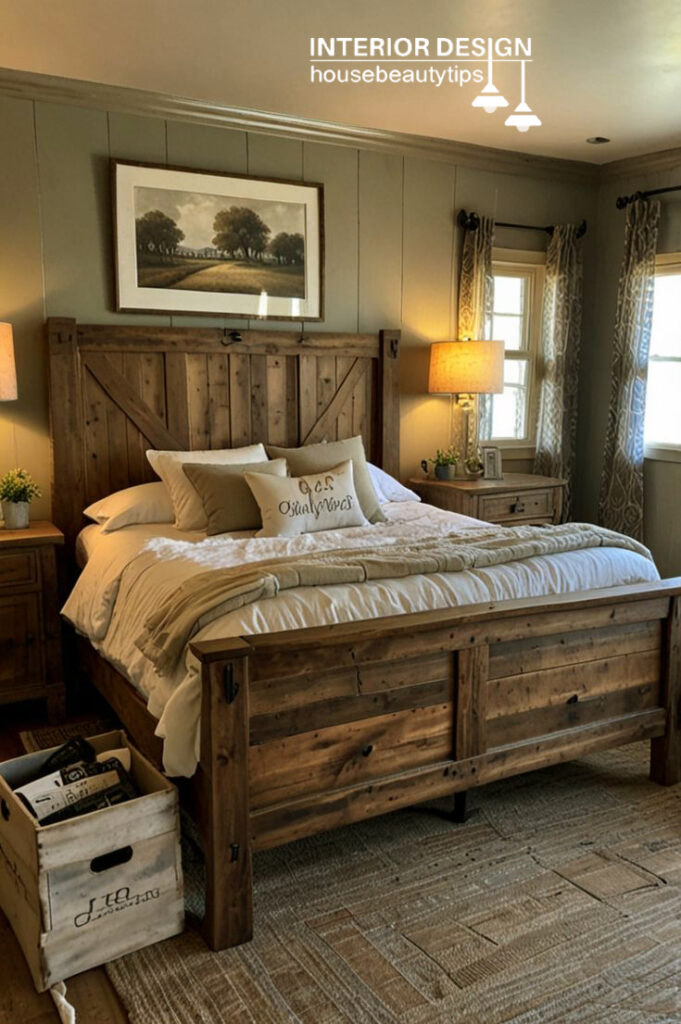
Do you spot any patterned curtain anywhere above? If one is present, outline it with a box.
[598,199,660,540]
[457,216,495,454]
[533,225,584,520]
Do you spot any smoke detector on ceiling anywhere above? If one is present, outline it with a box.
[586,136,611,144]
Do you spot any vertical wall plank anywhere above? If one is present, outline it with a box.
[36,103,113,321]
[246,134,304,332]
[265,356,287,445]
[229,354,252,446]
[316,356,337,441]
[186,354,211,449]
[0,96,50,517]
[166,121,249,330]
[303,143,359,332]
[207,354,231,448]
[358,151,403,333]
[107,111,172,327]
[298,354,317,440]
[400,157,457,475]
[166,121,247,174]
[250,354,268,442]
[165,353,190,447]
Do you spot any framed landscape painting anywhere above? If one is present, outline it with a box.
[113,161,324,320]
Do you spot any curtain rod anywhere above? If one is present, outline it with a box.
[615,184,681,209]
[457,209,587,238]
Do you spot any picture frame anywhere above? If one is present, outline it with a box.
[112,160,324,320]
[482,445,504,480]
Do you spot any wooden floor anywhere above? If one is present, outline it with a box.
[0,703,128,1024]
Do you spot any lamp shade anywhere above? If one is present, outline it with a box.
[428,341,504,395]
[0,323,17,401]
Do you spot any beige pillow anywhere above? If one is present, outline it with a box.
[245,459,368,537]
[84,481,174,533]
[183,459,287,535]
[265,436,385,523]
[146,444,267,531]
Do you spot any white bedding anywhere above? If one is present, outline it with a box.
[63,502,660,777]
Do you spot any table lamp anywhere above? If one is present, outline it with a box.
[0,323,17,401]
[428,340,504,458]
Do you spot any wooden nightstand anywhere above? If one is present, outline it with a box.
[410,473,566,526]
[0,521,65,722]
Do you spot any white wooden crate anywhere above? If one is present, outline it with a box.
[0,730,184,991]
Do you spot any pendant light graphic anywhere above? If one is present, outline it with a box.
[505,60,541,132]
[471,40,508,113]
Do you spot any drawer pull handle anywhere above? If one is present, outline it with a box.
[362,744,373,757]
[512,502,526,515]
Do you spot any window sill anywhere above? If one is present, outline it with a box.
[644,445,681,464]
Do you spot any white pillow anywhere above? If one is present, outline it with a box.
[368,464,421,504]
[147,444,267,531]
[84,481,174,533]
[245,459,368,538]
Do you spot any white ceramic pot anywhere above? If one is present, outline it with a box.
[2,500,29,529]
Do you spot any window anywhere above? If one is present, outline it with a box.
[644,254,681,457]
[479,249,544,449]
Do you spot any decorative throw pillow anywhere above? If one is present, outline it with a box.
[146,444,267,531]
[265,436,385,524]
[244,459,368,537]
[367,463,421,504]
[84,481,175,533]
[182,459,287,535]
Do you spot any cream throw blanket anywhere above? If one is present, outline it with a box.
[136,523,651,675]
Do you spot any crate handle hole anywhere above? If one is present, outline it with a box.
[90,846,133,873]
[1,799,9,822]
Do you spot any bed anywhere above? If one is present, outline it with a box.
[47,317,681,952]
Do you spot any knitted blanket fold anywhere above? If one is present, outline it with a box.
[135,523,652,675]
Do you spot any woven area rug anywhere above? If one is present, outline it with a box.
[103,743,681,1024]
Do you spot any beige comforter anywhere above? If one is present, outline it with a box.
[135,522,651,675]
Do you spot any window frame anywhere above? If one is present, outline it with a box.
[644,252,681,464]
[483,247,545,455]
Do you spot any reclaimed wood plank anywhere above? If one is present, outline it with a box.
[650,595,681,785]
[250,709,666,851]
[250,678,453,745]
[456,646,489,759]
[487,649,661,720]
[249,703,453,809]
[197,652,252,950]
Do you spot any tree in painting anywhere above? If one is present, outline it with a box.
[269,232,305,265]
[135,210,185,261]
[212,206,271,262]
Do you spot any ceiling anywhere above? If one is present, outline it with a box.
[0,0,679,164]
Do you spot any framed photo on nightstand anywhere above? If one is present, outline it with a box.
[482,446,503,480]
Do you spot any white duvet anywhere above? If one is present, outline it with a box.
[63,502,660,777]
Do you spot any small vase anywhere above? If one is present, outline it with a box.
[2,500,29,529]
[434,464,457,481]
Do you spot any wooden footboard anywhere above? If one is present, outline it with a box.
[191,580,681,950]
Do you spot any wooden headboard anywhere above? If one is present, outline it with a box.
[47,318,400,548]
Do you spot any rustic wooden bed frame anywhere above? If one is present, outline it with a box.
[47,317,681,952]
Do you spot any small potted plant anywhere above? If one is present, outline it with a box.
[464,448,484,478]
[423,445,460,481]
[0,468,41,530]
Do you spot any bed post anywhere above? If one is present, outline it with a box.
[379,329,400,478]
[46,317,85,552]
[650,595,681,785]
[194,639,253,950]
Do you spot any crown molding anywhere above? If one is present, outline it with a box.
[599,145,681,183]
[0,66,601,184]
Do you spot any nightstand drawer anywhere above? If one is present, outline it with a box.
[0,549,39,589]
[479,489,553,523]
[0,593,42,693]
